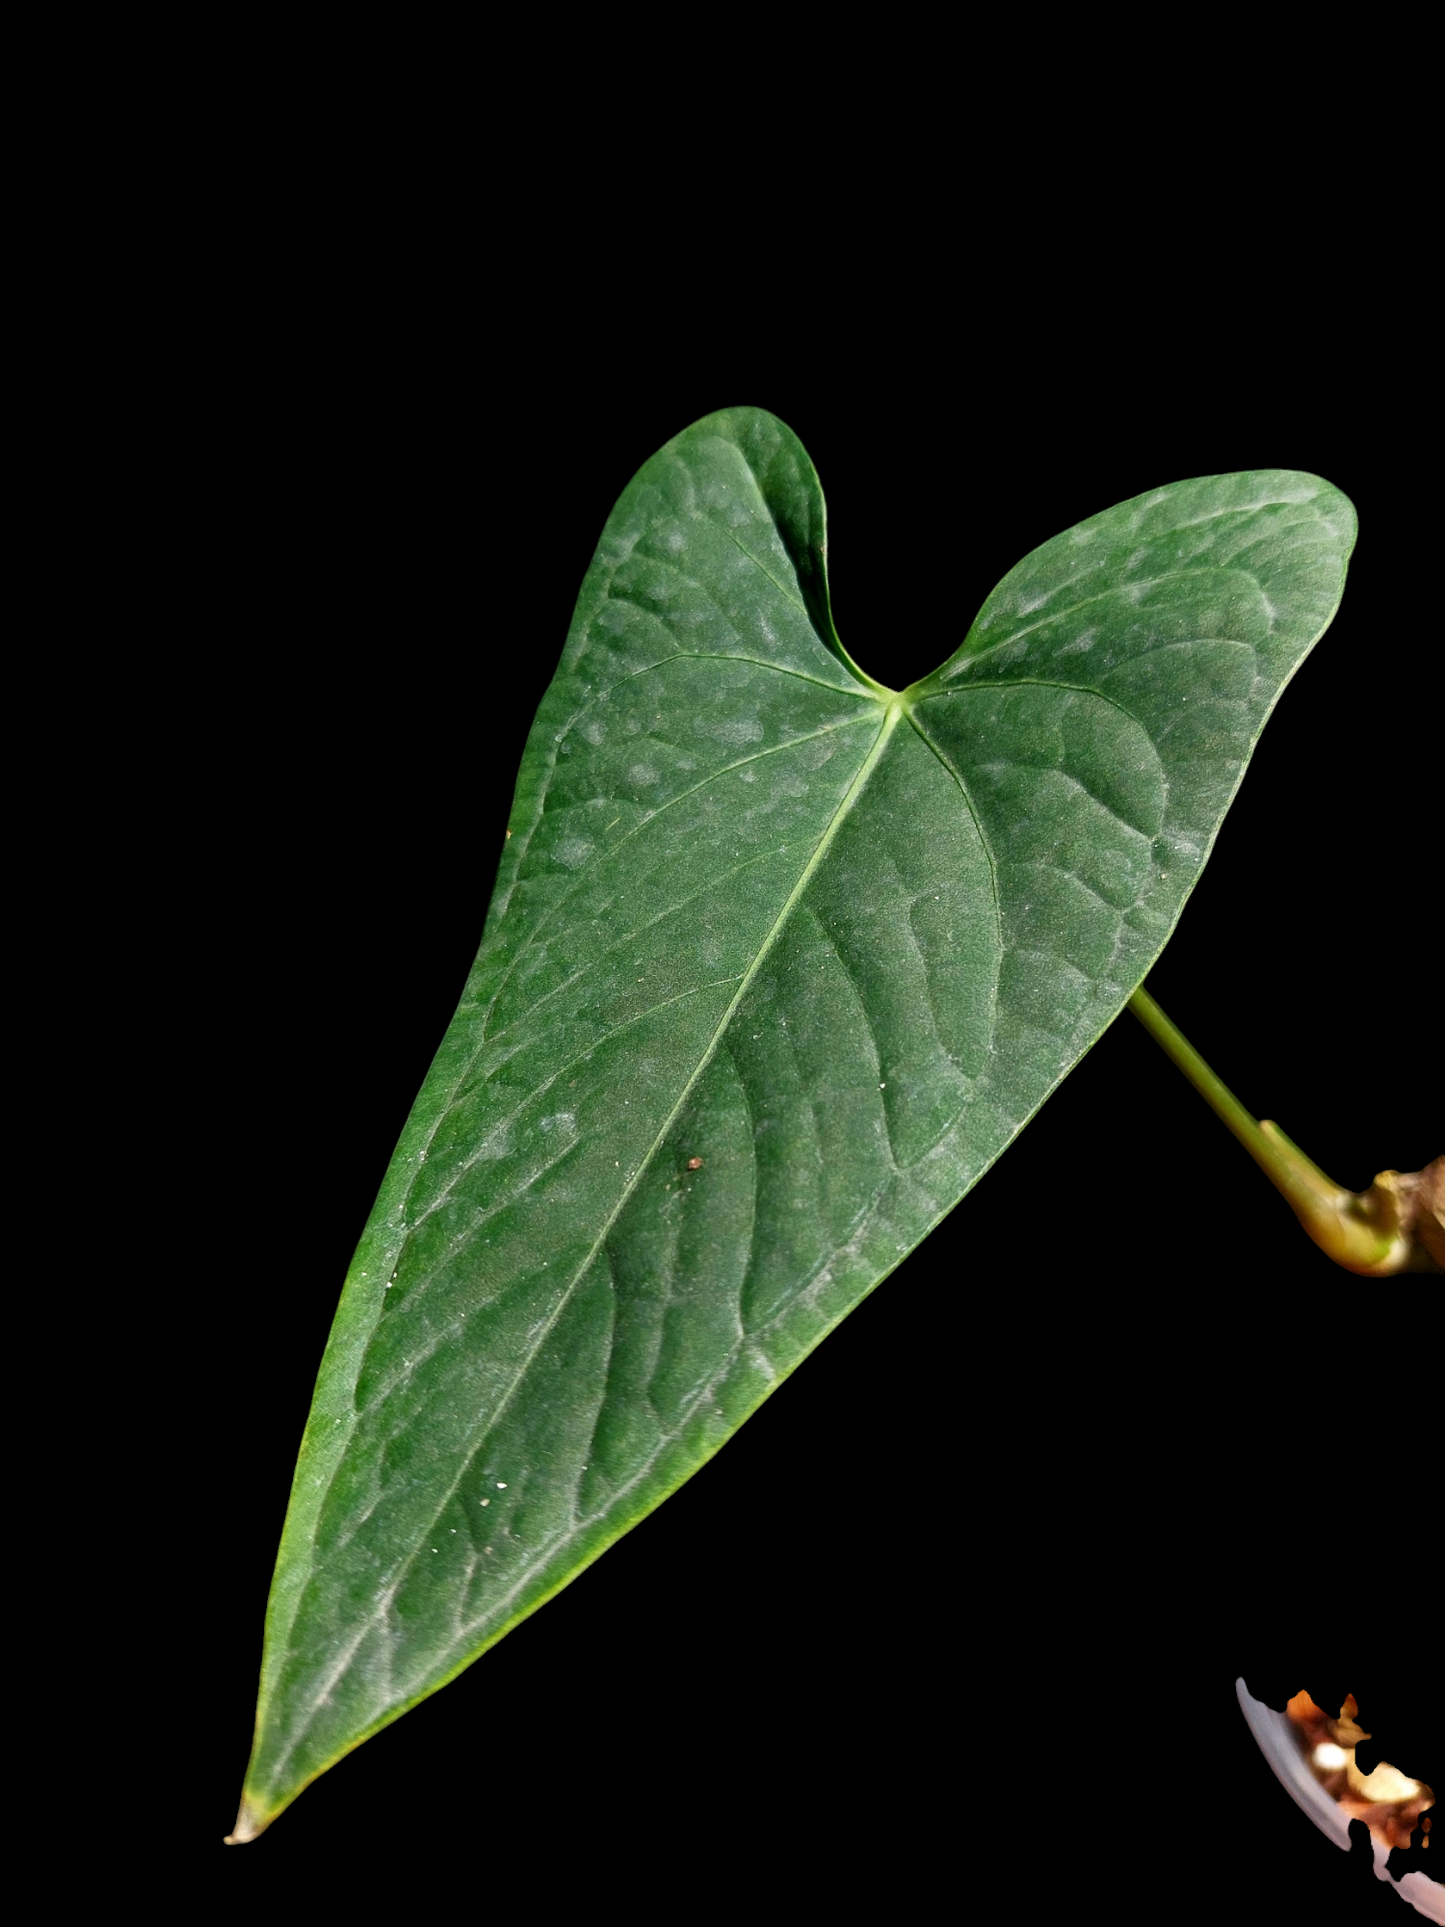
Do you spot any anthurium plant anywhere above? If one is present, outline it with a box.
[229,407,1439,1845]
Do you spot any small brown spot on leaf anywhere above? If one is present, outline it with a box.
[687,1157,703,1170]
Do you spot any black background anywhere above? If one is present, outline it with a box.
[130,206,1438,1920]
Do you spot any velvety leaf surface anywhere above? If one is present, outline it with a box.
[235,410,1354,1835]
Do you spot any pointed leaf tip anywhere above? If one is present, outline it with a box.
[223,1796,270,1845]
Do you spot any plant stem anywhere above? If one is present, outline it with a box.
[1125,986,1427,1276]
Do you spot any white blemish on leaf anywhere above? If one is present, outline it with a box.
[709,717,765,745]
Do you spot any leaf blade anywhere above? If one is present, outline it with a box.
[236,416,1355,1833]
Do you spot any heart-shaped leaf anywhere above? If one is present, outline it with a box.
[232,408,1355,1838]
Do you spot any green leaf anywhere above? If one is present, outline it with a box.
[232,408,1355,1838]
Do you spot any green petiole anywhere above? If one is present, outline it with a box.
[1127,986,1442,1277]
